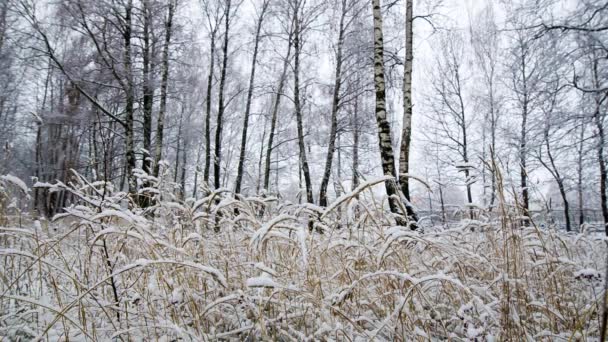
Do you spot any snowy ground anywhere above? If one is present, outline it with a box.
[0,176,606,341]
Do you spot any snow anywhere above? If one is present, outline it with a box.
[322,175,393,219]
[1,174,30,195]
[247,274,280,288]
[574,268,601,280]
[1,173,606,340]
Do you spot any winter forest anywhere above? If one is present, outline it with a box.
[1,0,608,340]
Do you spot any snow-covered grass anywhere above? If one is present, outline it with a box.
[0,174,606,340]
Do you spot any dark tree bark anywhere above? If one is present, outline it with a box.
[351,95,360,190]
[123,0,136,195]
[293,1,313,203]
[214,0,232,189]
[591,58,608,235]
[204,31,216,185]
[141,0,154,177]
[263,30,293,191]
[577,121,585,226]
[540,118,571,232]
[319,0,347,207]
[235,0,269,194]
[153,0,176,177]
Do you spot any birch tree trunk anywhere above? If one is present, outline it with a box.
[518,44,530,219]
[371,0,406,225]
[398,0,413,200]
[153,0,176,177]
[235,0,269,194]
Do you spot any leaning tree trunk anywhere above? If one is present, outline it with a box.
[371,0,407,225]
[319,3,346,207]
[293,5,313,204]
[235,0,268,194]
[153,0,175,178]
[263,31,293,191]
[214,0,231,190]
[543,125,571,232]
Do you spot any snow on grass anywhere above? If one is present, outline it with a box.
[1,174,30,196]
[0,174,606,341]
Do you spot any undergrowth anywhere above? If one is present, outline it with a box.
[0,171,605,341]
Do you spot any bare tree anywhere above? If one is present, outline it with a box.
[153,0,177,177]
[428,32,475,217]
[235,0,270,194]
[319,0,362,206]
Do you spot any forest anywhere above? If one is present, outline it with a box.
[0,0,607,340]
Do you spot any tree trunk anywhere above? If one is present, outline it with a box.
[519,48,530,219]
[180,134,188,200]
[263,32,293,191]
[214,0,231,189]
[142,0,154,176]
[153,0,176,177]
[594,95,608,235]
[371,0,406,225]
[235,0,268,194]
[293,4,314,203]
[543,124,571,232]
[124,0,136,195]
[174,106,183,183]
[352,95,360,190]
[577,121,585,227]
[398,0,413,200]
[204,31,216,185]
[319,1,346,207]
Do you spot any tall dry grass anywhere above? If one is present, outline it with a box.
[0,172,605,341]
